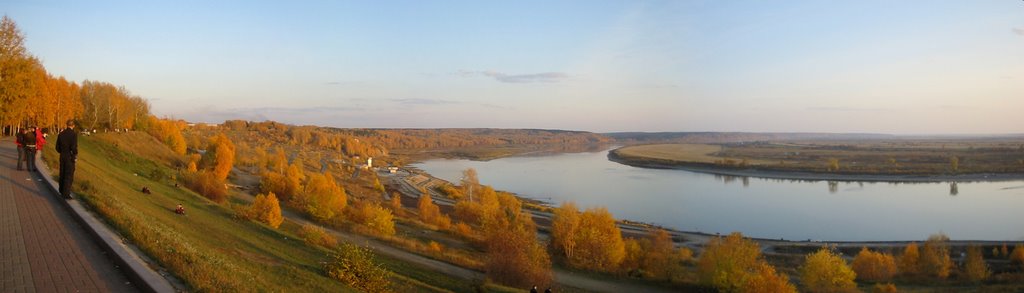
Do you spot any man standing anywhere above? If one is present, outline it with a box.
[15,128,26,170]
[56,120,78,199]
[22,126,41,172]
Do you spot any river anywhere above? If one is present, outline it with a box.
[413,147,1024,241]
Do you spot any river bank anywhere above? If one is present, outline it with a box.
[391,164,1024,256]
[608,149,1024,183]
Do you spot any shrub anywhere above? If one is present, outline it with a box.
[800,248,856,293]
[300,224,337,248]
[182,170,228,203]
[249,192,284,228]
[852,247,897,282]
[324,242,392,293]
[963,245,990,282]
[919,234,953,279]
[1011,245,1024,268]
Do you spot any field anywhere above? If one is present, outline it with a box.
[612,138,1024,178]
[41,132,481,292]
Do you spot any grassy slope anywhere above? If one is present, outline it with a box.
[44,132,482,292]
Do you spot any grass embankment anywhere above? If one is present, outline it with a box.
[613,141,1024,177]
[43,132,479,292]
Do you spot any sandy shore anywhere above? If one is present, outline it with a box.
[608,151,1024,183]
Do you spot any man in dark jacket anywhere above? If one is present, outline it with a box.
[22,126,39,172]
[15,128,26,170]
[56,120,78,199]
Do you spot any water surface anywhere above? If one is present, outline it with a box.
[414,148,1024,241]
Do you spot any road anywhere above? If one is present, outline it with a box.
[0,137,136,292]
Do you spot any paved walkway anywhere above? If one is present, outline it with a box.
[1,137,135,292]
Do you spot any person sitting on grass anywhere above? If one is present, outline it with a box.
[175,204,185,215]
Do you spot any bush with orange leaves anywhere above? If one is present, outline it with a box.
[852,247,897,282]
[800,247,856,293]
[248,192,284,229]
[550,202,626,273]
[697,232,795,292]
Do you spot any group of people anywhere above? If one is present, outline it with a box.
[12,120,79,199]
[14,126,45,172]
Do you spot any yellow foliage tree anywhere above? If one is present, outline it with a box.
[205,133,235,181]
[919,234,952,279]
[296,172,347,222]
[899,242,920,277]
[742,263,797,293]
[249,192,284,228]
[963,245,990,282]
[354,202,395,236]
[852,247,897,282]
[1011,245,1024,268]
[483,204,552,288]
[551,201,580,260]
[565,206,626,272]
[800,248,857,293]
[697,232,764,292]
[642,229,679,280]
[417,192,442,226]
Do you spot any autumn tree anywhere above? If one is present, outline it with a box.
[919,234,953,279]
[950,156,959,172]
[899,242,920,277]
[324,242,392,292]
[1010,245,1024,268]
[800,247,857,293]
[483,199,552,288]
[348,202,395,236]
[852,247,897,282]
[388,193,403,214]
[295,172,347,222]
[201,133,236,181]
[417,192,442,226]
[249,192,284,228]
[551,201,580,259]
[642,229,680,280]
[145,116,187,155]
[742,263,797,293]
[963,245,990,282]
[460,168,479,200]
[827,158,840,172]
[550,204,625,272]
[697,232,766,292]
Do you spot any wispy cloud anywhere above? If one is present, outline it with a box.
[325,81,360,86]
[457,70,569,83]
[388,98,460,105]
[807,106,889,112]
[1014,27,1024,36]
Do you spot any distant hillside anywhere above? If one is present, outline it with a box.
[604,132,895,144]
[325,127,612,150]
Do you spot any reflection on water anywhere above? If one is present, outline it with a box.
[414,148,1024,241]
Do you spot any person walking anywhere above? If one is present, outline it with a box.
[56,120,78,199]
[22,126,44,172]
[15,128,26,170]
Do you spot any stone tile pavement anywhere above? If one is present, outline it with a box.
[1,137,135,292]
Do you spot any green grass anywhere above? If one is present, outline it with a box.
[44,132,482,292]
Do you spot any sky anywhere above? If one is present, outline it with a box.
[5,0,1024,134]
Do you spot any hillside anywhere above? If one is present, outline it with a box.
[41,132,483,292]
[606,132,895,144]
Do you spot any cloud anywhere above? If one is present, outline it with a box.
[388,98,460,105]
[807,106,889,112]
[1015,27,1024,36]
[456,70,569,83]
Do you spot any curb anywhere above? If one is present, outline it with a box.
[36,155,176,293]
